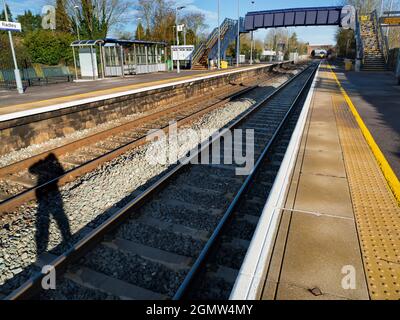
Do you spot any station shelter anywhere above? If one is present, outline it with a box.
[71,38,167,80]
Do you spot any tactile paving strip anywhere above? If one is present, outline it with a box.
[329,69,400,300]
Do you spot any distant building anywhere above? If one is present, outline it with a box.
[307,45,333,56]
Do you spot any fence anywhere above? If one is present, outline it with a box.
[0,58,32,90]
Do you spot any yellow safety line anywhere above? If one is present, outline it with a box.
[328,63,400,204]
[2,66,254,111]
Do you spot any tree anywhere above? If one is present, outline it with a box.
[135,22,145,40]
[0,34,31,67]
[181,12,207,45]
[116,31,134,40]
[0,4,13,21]
[336,28,356,58]
[56,0,71,33]
[152,0,175,43]
[264,28,287,51]
[185,29,196,45]
[17,11,42,34]
[24,30,74,65]
[136,0,156,38]
[65,0,131,39]
[134,0,207,45]
[342,0,380,15]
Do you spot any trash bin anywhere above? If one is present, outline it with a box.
[396,54,400,85]
[344,59,353,71]
[221,60,228,69]
[166,60,173,71]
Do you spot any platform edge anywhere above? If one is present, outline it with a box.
[229,63,320,300]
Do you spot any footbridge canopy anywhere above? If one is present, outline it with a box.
[244,6,356,32]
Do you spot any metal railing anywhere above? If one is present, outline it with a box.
[355,13,364,63]
[191,43,206,65]
[372,10,389,64]
[192,18,237,65]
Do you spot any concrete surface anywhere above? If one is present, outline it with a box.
[262,65,370,300]
[335,66,400,178]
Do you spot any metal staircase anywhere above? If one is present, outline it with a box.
[359,11,388,71]
[192,18,243,70]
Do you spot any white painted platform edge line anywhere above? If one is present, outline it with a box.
[0,64,272,123]
[229,63,320,300]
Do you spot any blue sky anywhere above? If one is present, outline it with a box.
[5,0,341,44]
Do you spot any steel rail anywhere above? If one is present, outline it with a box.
[5,63,314,300]
[0,65,291,214]
[173,63,318,300]
[0,82,244,178]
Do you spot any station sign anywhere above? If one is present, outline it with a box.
[380,16,400,26]
[0,21,22,32]
[171,45,194,61]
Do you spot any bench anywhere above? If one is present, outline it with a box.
[22,68,43,86]
[42,66,73,83]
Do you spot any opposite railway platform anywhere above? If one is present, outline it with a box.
[232,61,400,300]
[0,64,271,117]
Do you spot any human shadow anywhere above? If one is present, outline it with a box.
[29,153,72,256]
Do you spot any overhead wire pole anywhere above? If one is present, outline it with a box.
[250,0,255,65]
[237,0,240,67]
[250,30,254,65]
[3,0,23,94]
[218,0,221,69]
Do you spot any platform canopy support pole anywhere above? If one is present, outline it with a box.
[99,45,105,79]
[72,46,79,81]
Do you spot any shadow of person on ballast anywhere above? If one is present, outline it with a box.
[29,153,72,257]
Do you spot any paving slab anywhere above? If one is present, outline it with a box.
[262,63,372,300]
[335,66,400,178]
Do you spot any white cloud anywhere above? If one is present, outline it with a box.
[178,0,219,30]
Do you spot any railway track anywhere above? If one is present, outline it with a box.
[4,62,318,300]
[0,63,298,214]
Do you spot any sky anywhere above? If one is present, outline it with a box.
[4,0,342,45]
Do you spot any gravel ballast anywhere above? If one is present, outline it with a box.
[0,67,303,295]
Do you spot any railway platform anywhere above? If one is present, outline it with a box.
[0,64,273,117]
[232,62,400,300]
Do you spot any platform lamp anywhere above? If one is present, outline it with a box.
[2,0,24,94]
[175,5,185,74]
[73,5,80,41]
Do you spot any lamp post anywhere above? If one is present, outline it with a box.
[3,0,23,94]
[74,5,80,41]
[237,0,240,67]
[250,31,254,65]
[217,0,221,69]
[250,1,256,65]
[176,5,185,74]
[286,28,290,60]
